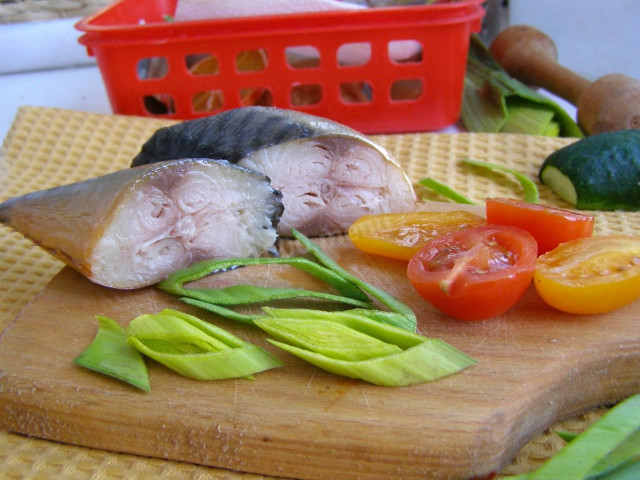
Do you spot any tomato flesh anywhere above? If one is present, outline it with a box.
[534,235,640,314]
[348,210,485,261]
[485,197,594,255]
[407,225,537,321]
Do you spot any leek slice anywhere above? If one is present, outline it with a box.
[500,101,557,136]
[262,308,420,349]
[179,284,372,309]
[159,256,370,304]
[159,232,417,332]
[503,394,640,480]
[462,158,540,204]
[177,301,417,331]
[255,309,475,387]
[256,318,402,361]
[74,316,150,392]
[556,428,640,479]
[126,309,283,380]
[335,308,416,331]
[178,299,261,324]
[291,228,417,328]
[418,177,477,205]
[462,35,583,138]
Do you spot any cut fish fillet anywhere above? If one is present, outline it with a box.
[0,159,283,289]
[131,107,417,237]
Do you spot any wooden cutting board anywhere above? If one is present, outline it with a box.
[0,219,638,480]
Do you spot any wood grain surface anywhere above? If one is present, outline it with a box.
[0,208,638,480]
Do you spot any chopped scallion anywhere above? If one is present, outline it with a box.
[254,309,475,387]
[418,177,476,205]
[126,309,283,380]
[462,158,540,204]
[291,229,417,329]
[74,316,150,392]
[502,394,640,480]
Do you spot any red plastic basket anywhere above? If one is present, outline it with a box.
[76,0,485,134]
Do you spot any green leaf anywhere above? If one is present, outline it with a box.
[126,309,283,380]
[462,158,540,204]
[74,316,150,392]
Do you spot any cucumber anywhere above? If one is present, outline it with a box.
[539,129,640,210]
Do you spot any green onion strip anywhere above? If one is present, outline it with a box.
[158,230,417,331]
[503,394,640,480]
[462,158,540,204]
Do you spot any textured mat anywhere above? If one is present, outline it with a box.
[0,106,637,479]
[0,0,111,24]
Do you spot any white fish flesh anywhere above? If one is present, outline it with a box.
[0,159,283,289]
[131,107,417,237]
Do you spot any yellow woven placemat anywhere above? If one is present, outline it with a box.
[0,106,637,479]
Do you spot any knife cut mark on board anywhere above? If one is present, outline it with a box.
[303,368,318,395]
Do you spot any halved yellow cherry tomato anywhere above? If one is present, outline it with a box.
[534,235,640,314]
[348,211,485,261]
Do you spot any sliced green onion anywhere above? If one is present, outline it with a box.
[555,430,578,442]
[159,232,417,331]
[336,308,417,331]
[262,307,413,339]
[587,428,640,479]
[159,256,370,303]
[74,316,150,392]
[600,460,640,480]
[254,309,475,387]
[179,299,261,324]
[418,177,476,205]
[256,317,402,361]
[462,158,540,204]
[126,309,283,380]
[502,394,640,480]
[291,228,417,329]
[556,427,640,479]
[179,283,372,309]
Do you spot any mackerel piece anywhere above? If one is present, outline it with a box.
[131,107,417,236]
[0,159,283,289]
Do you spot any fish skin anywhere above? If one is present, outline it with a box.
[0,159,283,290]
[132,107,331,166]
[131,107,417,236]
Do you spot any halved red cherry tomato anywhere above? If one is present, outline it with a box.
[485,197,594,256]
[534,235,640,314]
[407,225,537,321]
[348,210,485,261]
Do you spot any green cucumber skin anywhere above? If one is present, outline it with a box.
[539,129,640,211]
